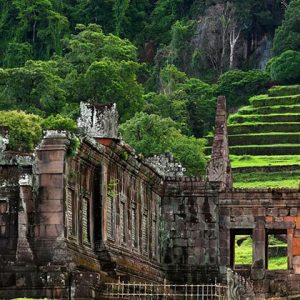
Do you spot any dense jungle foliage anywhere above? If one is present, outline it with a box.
[0,0,299,174]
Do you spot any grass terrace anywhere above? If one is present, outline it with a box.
[210,85,300,188]
[233,170,300,189]
[230,155,300,168]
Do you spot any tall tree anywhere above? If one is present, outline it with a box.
[273,0,300,55]
[113,0,130,35]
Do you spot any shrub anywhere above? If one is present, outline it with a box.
[216,70,270,108]
[42,114,77,132]
[0,111,79,153]
[0,110,43,152]
[269,50,300,84]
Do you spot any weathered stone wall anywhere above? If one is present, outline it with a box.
[2,99,300,299]
[219,188,300,298]
[0,131,165,299]
[66,137,164,284]
[161,177,220,284]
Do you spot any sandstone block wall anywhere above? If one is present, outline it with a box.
[219,189,300,298]
[161,177,220,283]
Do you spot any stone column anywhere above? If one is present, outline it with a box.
[101,163,108,243]
[35,130,69,263]
[252,216,266,280]
[207,96,232,190]
[16,173,34,263]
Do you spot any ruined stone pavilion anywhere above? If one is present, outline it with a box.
[0,97,300,299]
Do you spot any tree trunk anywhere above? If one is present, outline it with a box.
[229,26,240,69]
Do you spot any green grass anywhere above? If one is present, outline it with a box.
[217,85,300,189]
[268,85,300,97]
[207,133,300,146]
[234,235,253,265]
[229,144,300,155]
[268,256,288,270]
[250,94,300,107]
[230,155,300,168]
[228,133,300,146]
[229,113,300,124]
[238,104,300,115]
[228,122,300,134]
[234,235,288,270]
[233,170,300,188]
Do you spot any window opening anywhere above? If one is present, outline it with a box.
[266,230,288,270]
[230,229,253,268]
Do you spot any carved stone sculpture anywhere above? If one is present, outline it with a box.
[77,102,119,139]
[0,127,9,152]
[145,152,186,177]
[207,96,232,189]
[227,268,255,300]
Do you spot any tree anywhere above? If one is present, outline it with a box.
[119,112,206,175]
[12,0,69,59]
[113,0,130,35]
[3,42,32,68]
[216,69,270,108]
[84,59,144,121]
[273,0,300,55]
[269,50,300,83]
[159,64,187,96]
[155,65,216,137]
[63,24,137,72]
[0,60,66,116]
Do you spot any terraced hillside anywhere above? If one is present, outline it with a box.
[209,85,300,188]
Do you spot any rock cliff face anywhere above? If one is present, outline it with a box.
[154,1,284,78]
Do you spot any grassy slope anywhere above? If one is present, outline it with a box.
[227,85,300,188]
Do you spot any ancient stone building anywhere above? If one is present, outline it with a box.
[0,98,300,299]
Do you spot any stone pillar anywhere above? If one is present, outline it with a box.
[252,216,266,280]
[101,163,108,243]
[207,96,232,189]
[16,174,34,263]
[35,130,69,263]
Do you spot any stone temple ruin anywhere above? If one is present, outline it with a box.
[0,96,300,299]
